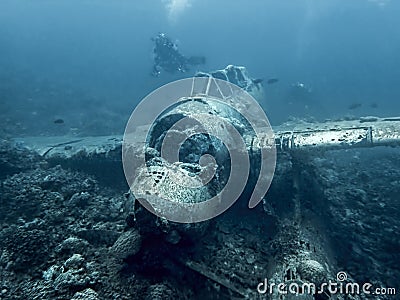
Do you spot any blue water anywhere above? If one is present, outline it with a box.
[1,0,399,134]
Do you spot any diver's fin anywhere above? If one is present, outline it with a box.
[187,56,206,65]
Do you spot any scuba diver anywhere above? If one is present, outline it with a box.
[151,33,206,77]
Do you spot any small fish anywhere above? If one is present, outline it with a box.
[252,78,263,84]
[348,103,362,110]
[54,118,64,124]
[267,78,279,84]
[370,102,378,108]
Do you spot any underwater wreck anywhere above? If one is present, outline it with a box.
[1,67,399,299]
